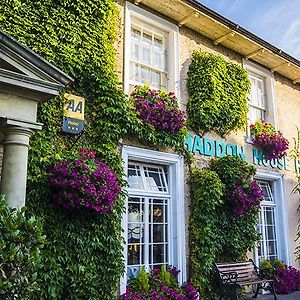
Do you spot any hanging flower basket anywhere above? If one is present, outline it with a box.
[48,148,121,213]
[227,180,263,217]
[250,120,289,160]
[130,85,186,133]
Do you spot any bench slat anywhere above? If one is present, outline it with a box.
[217,262,252,267]
[218,265,253,272]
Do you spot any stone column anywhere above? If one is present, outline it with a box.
[0,126,34,208]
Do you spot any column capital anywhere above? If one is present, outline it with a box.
[2,126,34,148]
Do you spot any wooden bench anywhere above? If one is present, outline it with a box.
[215,259,277,300]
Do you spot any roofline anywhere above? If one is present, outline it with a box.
[185,0,300,69]
[0,30,74,85]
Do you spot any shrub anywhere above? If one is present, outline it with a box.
[0,195,46,299]
[120,266,199,300]
[48,148,121,213]
[250,121,289,160]
[187,51,250,136]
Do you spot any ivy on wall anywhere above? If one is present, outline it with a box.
[0,0,128,298]
[187,51,251,136]
[189,156,261,297]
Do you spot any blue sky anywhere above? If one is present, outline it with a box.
[199,0,300,60]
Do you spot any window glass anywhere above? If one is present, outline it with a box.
[257,181,278,265]
[249,73,266,125]
[127,162,169,278]
[130,19,168,90]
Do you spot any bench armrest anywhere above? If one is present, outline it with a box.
[219,270,239,284]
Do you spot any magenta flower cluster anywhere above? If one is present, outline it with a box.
[275,266,300,294]
[274,265,300,294]
[262,259,300,294]
[227,180,263,217]
[131,86,186,133]
[121,266,199,300]
[250,121,289,160]
[48,148,121,213]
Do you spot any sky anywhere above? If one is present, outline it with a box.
[198,0,300,60]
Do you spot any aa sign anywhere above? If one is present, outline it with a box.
[62,93,85,134]
[64,93,85,120]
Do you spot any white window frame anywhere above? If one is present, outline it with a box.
[254,170,290,266]
[124,2,180,95]
[120,146,186,294]
[243,60,277,139]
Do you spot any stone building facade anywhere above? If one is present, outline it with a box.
[116,0,300,292]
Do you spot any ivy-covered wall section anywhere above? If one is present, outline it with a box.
[187,51,251,136]
[0,1,129,298]
[189,156,261,297]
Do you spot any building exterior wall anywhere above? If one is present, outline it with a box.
[116,1,300,282]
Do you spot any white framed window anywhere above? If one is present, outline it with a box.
[248,73,266,125]
[124,2,179,94]
[127,162,169,277]
[243,60,277,137]
[254,171,289,266]
[256,180,278,264]
[121,146,186,293]
[130,21,168,90]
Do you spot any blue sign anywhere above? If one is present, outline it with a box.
[62,117,84,134]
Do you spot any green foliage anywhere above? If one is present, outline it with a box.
[158,265,171,287]
[129,267,150,294]
[210,156,260,261]
[0,196,46,299]
[0,0,127,298]
[187,51,251,136]
[189,156,260,298]
[189,169,224,296]
[290,127,300,194]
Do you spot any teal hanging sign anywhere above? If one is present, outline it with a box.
[184,133,246,160]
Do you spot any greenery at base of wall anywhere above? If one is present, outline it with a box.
[187,51,251,137]
[0,195,46,299]
[189,156,261,297]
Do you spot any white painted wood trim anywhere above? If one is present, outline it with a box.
[243,59,278,130]
[255,169,290,265]
[120,145,186,293]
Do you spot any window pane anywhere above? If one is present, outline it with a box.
[131,42,139,60]
[128,244,142,265]
[129,20,168,90]
[152,204,164,223]
[127,266,141,278]
[152,244,165,264]
[141,66,151,82]
[131,27,141,39]
[144,166,168,192]
[128,164,144,189]
[153,224,164,242]
[257,181,278,263]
